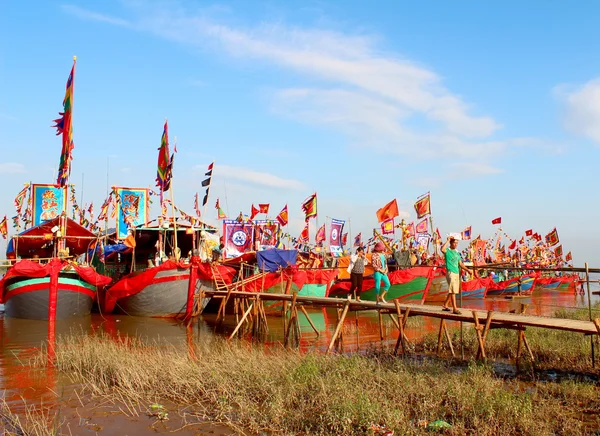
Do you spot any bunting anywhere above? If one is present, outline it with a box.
[301,193,318,221]
[11,215,20,231]
[276,204,288,226]
[414,193,431,219]
[53,58,76,187]
[376,199,399,223]
[201,162,214,206]
[0,216,7,239]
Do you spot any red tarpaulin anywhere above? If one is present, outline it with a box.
[0,258,112,304]
[102,260,236,313]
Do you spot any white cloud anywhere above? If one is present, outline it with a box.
[555,79,600,143]
[202,164,306,190]
[0,163,25,174]
[61,4,132,27]
[447,162,503,178]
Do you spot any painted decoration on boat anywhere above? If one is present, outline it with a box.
[114,187,149,240]
[223,219,255,259]
[31,184,67,226]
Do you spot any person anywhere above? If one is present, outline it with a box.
[347,246,368,301]
[441,236,470,314]
[372,242,390,303]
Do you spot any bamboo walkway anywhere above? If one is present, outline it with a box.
[200,289,600,367]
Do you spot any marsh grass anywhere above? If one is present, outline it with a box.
[33,332,600,435]
[0,397,61,436]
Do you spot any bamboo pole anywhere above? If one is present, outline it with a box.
[299,306,320,336]
[327,300,350,354]
[586,262,595,367]
[228,303,254,339]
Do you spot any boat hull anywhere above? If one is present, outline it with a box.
[487,275,536,296]
[4,276,95,320]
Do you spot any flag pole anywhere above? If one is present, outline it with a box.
[170,137,179,260]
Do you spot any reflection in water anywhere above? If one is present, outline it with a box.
[0,285,598,429]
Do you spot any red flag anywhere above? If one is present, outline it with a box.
[414,193,431,219]
[315,224,326,244]
[381,218,394,235]
[565,251,572,262]
[250,204,260,220]
[461,226,472,240]
[554,245,563,258]
[276,205,288,226]
[53,59,76,187]
[415,219,428,234]
[519,237,524,245]
[258,204,270,214]
[341,232,348,246]
[156,121,172,191]
[525,229,533,236]
[545,228,559,246]
[491,217,502,225]
[435,227,441,241]
[376,199,399,223]
[508,240,517,250]
[0,216,7,239]
[215,199,227,219]
[299,223,309,243]
[301,193,318,221]
[353,233,362,247]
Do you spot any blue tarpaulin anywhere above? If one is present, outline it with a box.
[256,249,298,272]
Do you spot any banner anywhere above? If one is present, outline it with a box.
[31,184,67,226]
[223,219,255,259]
[381,218,394,235]
[414,193,431,219]
[115,187,149,240]
[473,239,487,266]
[545,228,559,246]
[416,233,431,251]
[329,218,345,256]
[255,220,280,251]
[376,199,399,223]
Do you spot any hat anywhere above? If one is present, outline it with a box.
[374,242,385,252]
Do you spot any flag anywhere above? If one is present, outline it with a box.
[341,232,348,246]
[434,227,441,242]
[124,233,136,248]
[194,193,201,217]
[250,204,260,220]
[315,224,326,244]
[276,204,288,226]
[301,193,317,221]
[299,223,309,243]
[566,251,572,262]
[329,219,345,252]
[236,211,244,223]
[376,199,399,223]
[406,222,415,237]
[354,233,362,247]
[259,204,270,214]
[14,185,29,214]
[381,218,394,235]
[461,226,472,240]
[0,216,7,239]
[554,245,563,258]
[508,240,516,250]
[414,193,431,219]
[525,229,533,236]
[156,121,173,192]
[215,198,227,219]
[97,194,111,221]
[53,58,76,187]
[201,162,214,206]
[545,228,559,246]
[415,219,428,234]
[491,217,502,225]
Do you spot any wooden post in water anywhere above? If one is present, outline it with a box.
[327,300,350,354]
[586,262,595,367]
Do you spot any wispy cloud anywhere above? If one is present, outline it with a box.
[0,163,25,174]
[61,4,132,27]
[555,79,600,144]
[447,162,503,178]
[200,164,306,190]
[0,113,18,122]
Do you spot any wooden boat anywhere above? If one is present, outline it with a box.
[1,217,111,320]
[425,275,493,303]
[487,273,537,297]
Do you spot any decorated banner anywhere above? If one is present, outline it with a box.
[354,233,362,247]
[255,220,280,250]
[414,193,431,219]
[315,224,326,245]
[565,251,572,262]
[406,222,415,237]
[381,218,394,235]
[299,223,309,243]
[0,216,7,239]
[341,232,348,246]
[415,233,431,251]
[461,226,472,240]
[545,228,559,246]
[554,245,563,258]
[223,220,255,259]
[415,219,428,234]
[329,218,345,255]
[473,239,487,266]
[215,198,227,219]
[31,184,67,226]
[301,193,318,221]
[115,187,149,240]
[53,58,76,187]
[276,204,288,226]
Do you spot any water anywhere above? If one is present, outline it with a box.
[1,286,599,433]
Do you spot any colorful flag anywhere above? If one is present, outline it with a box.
[11,215,20,231]
[376,199,399,223]
[525,229,533,236]
[434,227,441,242]
[329,219,345,252]
[508,240,516,250]
[545,228,559,246]
[354,233,362,247]
[473,239,487,266]
[565,251,572,262]
[236,211,244,223]
[194,193,201,217]
[301,193,318,221]
[53,58,76,187]
[215,199,227,220]
[223,220,254,259]
[554,245,563,258]
[414,193,431,219]
[276,204,288,226]
[97,193,112,222]
[299,223,309,243]
[381,218,395,235]
[461,226,472,240]
[491,217,502,225]
[258,204,270,214]
[341,232,348,246]
[406,222,415,237]
[201,162,214,206]
[14,185,29,215]
[0,216,7,239]
[415,219,428,234]
[315,223,326,244]
[115,188,149,240]
[250,204,260,220]
[156,121,172,192]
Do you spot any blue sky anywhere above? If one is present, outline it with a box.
[1,1,600,263]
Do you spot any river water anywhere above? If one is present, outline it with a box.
[1,285,599,434]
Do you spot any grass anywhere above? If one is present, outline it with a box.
[0,398,60,436]
[27,332,600,435]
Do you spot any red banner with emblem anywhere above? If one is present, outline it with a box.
[223,220,255,259]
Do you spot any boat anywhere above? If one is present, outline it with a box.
[424,275,493,303]
[1,216,112,320]
[486,273,537,297]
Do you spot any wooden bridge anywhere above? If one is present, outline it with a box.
[200,289,600,368]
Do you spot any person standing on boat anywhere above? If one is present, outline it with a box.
[347,246,368,301]
[372,242,390,303]
[441,237,470,314]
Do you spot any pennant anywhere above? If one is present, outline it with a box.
[301,193,318,221]
[381,218,395,235]
[461,226,472,240]
[258,203,270,214]
[414,193,431,219]
[53,58,76,187]
[491,217,502,225]
[554,245,563,258]
[525,229,533,236]
[376,199,399,223]
[315,223,326,244]
[0,216,8,239]
[299,222,309,243]
[276,204,288,226]
[201,162,214,206]
[341,232,348,246]
[354,232,362,247]
[415,219,428,234]
[250,204,260,220]
[545,228,559,246]
[565,251,572,262]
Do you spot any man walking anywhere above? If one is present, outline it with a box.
[441,236,470,314]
